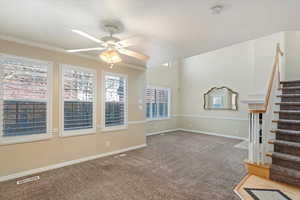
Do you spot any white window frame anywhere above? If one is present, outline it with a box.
[146,86,171,121]
[60,64,97,137]
[101,71,128,132]
[0,54,53,145]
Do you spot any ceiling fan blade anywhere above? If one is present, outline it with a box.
[72,29,104,44]
[117,36,143,48]
[66,47,106,53]
[118,49,149,61]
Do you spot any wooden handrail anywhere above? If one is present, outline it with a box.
[249,43,284,113]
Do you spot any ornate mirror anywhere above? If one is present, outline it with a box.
[203,87,238,110]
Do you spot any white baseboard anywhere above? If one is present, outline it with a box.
[146,128,247,141]
[146,129,180,136]
[179,128,247,140]
[0,144,147,183]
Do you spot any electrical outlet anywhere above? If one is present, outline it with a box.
[105,141,111,147]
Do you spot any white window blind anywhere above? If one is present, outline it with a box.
[145,87,170,119]
[145,88,156,118]
[103,73,127,128]
[61,65,96,135]
[0,54,52,140]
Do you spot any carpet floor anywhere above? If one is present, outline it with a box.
[0,131,247,200]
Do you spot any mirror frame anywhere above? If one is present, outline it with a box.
[203,86,238,111]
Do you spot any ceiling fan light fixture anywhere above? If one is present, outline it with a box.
[99,49,122,64]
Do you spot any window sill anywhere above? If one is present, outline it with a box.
[147,117,171,122]
[101,125,128,133]
[60,129,96,138]
[0,133,52,146]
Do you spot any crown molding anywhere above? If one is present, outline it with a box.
[0,34,146,71]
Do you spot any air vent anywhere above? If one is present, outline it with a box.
[114,153,127,158]
[17,176,40,185]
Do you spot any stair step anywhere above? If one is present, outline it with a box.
[271,129,300,135]
[281,80,300,88]
[269,140,300,149]
[280,86,300,90]
[280,86,300,94]
[267,152,300,171]
[275,110,300,120]
[280,80,300,84]
[277,95,300,102]
[272,165,300,179]
[272,129,300,143]
[275,102,300,105]
[271,165,300,187]
[272,119,300,124]
[277,94,300,98]
[273,119,300,131]
[267,152,300,164]
[274,110,300,114]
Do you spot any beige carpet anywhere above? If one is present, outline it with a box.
[234,140,248,150]
[0,131,247,200]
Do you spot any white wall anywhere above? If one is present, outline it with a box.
[253,32,285,93]
[179,32,287,139]
[179,41,253,138]
[285,31,300,80]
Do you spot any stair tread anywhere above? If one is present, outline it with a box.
[269,152,300,163]
[275,102,300,105]
[277,94,300,97]
[272,129,300,135]
[281,86,300,90]
[274,110,300,114]
[271,164,300,179]
[280,80,300,84]
[272,119,300,124]
[270,139,300,148]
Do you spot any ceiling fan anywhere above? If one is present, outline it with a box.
[66,21,149,67]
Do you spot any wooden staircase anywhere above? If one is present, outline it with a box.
[267,80,300,187]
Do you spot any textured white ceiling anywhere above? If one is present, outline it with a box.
[0,0,300,67]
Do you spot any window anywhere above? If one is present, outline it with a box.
[0,54,52,144]
[103,72,127,130]
[212,96,224,108]
[61,65,96,136]
[145,87,170,120]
